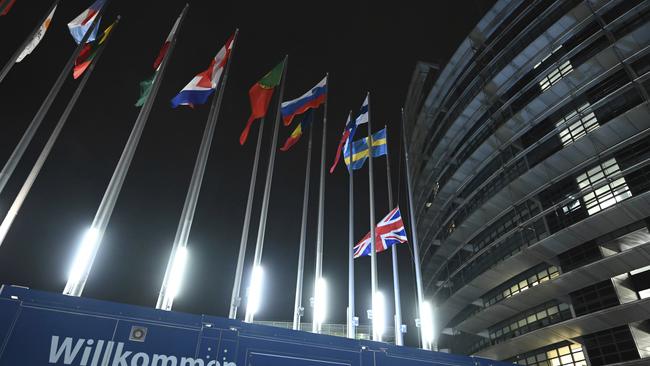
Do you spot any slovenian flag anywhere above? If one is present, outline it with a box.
[67,0,105,44]
[171,34,235,108]
[280,76,327,126]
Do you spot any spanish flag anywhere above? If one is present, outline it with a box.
[280,110,314,152]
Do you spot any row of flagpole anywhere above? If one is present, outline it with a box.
[0,0,436,350]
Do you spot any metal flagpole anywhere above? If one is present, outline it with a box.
[0,0,60,84]
[384,125,404,346]
[229,118,265,319]
[400,108,429,350]
[0,16,120,248]
[312,74,328,334]
[63,7,187,296]
[293,125,313,330]
[366,93,380,341]
[346,111,356,339]
[64,7,190,297]
[0,1,108,197]
[156,29,239,310]
[244,55,288,323]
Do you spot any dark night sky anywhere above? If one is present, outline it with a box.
[0,0,493,347]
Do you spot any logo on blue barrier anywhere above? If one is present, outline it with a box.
[49,335,236,366]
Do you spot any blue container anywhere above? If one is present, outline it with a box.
[0,285,512,366]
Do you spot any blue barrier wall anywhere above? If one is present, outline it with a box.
[0,285,513,366]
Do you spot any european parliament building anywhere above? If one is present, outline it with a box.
[403,0,650,365]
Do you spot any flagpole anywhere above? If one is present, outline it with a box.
[0,0,60,84]
[156,29,238,311]
[401,108,429,350]
[0,1,109,197]
[229,119,265,319]
[64,6,190,297]
[345,110,356,339]
[293,125,313,330]
[312,73,328,334]
[0,16,120,248]
[384,125,403,346]
[244,55,288,323]
[365,92,381,341]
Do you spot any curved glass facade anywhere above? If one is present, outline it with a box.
[404,0,650,364]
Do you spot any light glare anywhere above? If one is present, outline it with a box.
[373,291,386,340]
[246,266,264,317]
[168,246,188,298]
[421,300,435,348]
[67,228,100,285]
[314,277,327,326]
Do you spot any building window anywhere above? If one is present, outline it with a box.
[488,301,571,343]
[512,342,587,366]
[483,265,560,307]
[539,60,573,91]
[570,280,620,317]
[557,103,599,146]
[534,46,573,91]
[583,326,640,366]
[562,197,582,214]
[576,158,632,215]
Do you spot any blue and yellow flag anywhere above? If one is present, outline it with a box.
[343,128,387,170]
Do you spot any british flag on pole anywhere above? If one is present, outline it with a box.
[354,207,408,258]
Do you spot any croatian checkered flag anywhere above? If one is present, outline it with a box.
[354,207,407,258]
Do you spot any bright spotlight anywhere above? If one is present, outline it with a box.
[314,277,327,327]
[168,246,188,298]
[246,266,264,319]
[421,300,435,349]
[373,291,386,341]
[67,228,100,285]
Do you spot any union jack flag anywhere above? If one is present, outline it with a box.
[354,207,407,258]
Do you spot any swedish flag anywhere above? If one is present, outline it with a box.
[343,128,387,170]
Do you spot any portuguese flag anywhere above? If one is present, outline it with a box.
[239,60,285,145]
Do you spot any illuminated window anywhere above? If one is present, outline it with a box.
[557,103,599,146]
[512,342,587,366]
[539,59,573,91]
[576,158,632,215]
[489,301,572,342]
[484,265,559,305]
[562,198,581,214]
[448,221,456,234]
